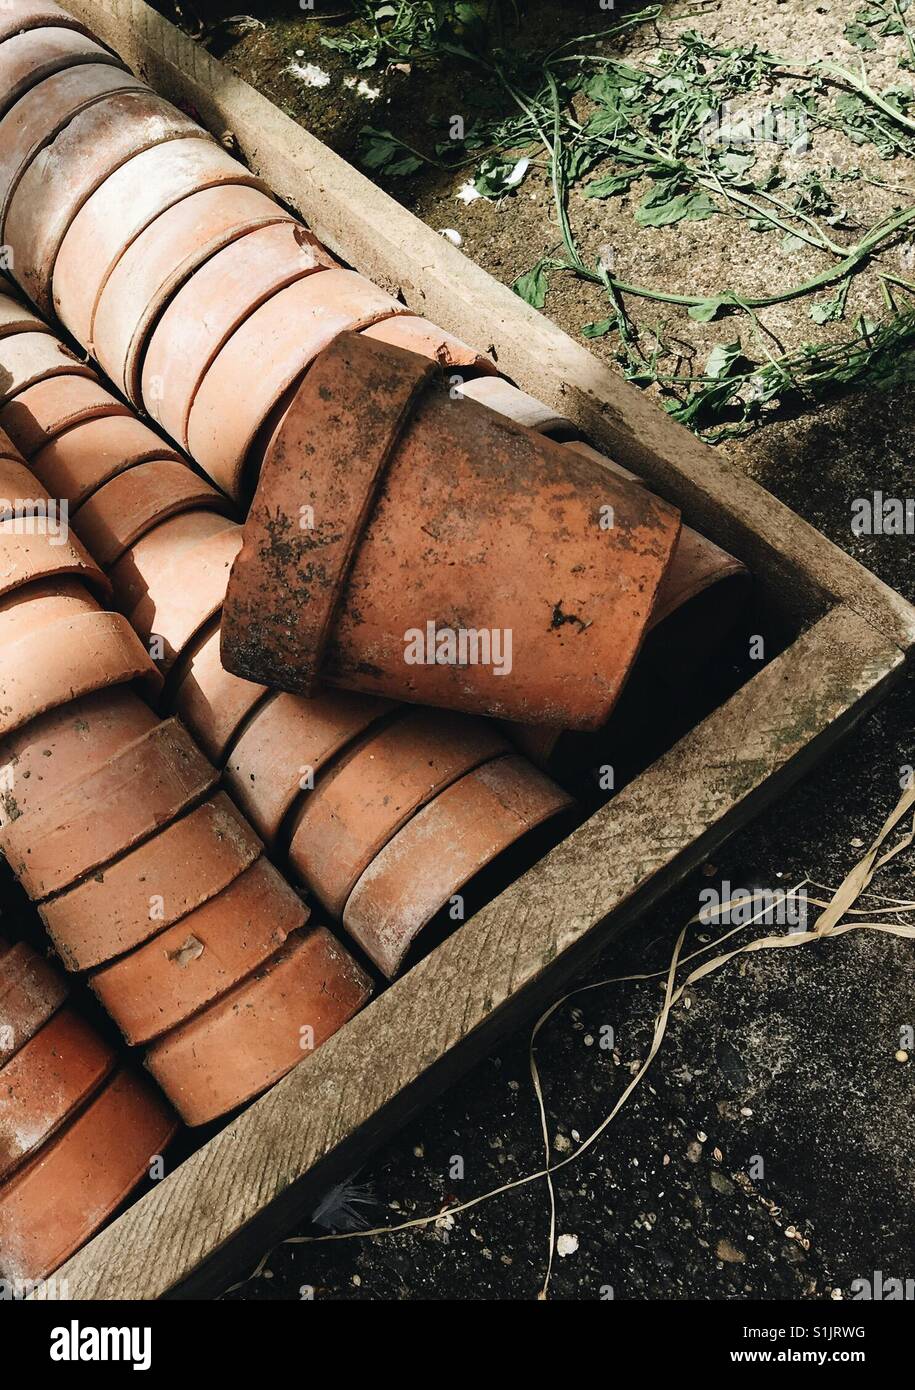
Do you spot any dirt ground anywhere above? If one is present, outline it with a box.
[151,0,915,1301]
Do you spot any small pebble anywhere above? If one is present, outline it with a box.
[556,1233,579,1257]
[895,1049,909,1063]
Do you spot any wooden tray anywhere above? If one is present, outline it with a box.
[49,0,915,1299]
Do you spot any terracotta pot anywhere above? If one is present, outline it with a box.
[0,288,50,338]
[343,754,573,977]
[0,512,108,601]
[221,331,682,729]
[223,688,394,845]
[0,454,53,518]
[0,331,95,406]
[0,1005,116,1182]
[0,63,148,238]
[0,717,216,900]
[186,269,408,498]
[91,856,309,1044]
[91,184,295,400]
[73,459,233,569]
[288,707,511,918]
[41,791,262,970]
[7,90,207,313]
[145,927,372,1126]
[0,939,68,1067]
[142,221,336,449]
[171,621,268,763]
[108,511,242,676]
[362,315,499,375]
[0,373,131,457]
[0,577,99,647]
[53,138,268,349]
[29,414,183,510]
[0,423,23,458]
[0,1067,178,1283]
[0,27,124,123]
[457,374,578,438]
[0,0,92,43]
[0,607,159,743]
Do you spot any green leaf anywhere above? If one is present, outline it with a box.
[513,259,550,308]
[583,170,638,199]
[581,317,617,339]
[705,340,744,379]
[636,186,717,227]
[688,296,731,323]
[358,127,424,176]
[844,21,878,50]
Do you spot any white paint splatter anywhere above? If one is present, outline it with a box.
[456,182,482,204]
[288,61,331,87]
[439,228,463,246]
[556,1233,579,1257]
[344,75,381,100]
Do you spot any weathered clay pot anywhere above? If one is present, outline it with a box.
[186,270,408,498]
[0,686,157,825]
[0,453,51,517]
[73,459,232,569]
[142,220,336,449]
[0,289,50,338]
[40,791,262,970]
[0,939,68,1067]
[343,754,574,977]
[360,315,499,375]
[0,578,98,647]
[221,331,682,729]
[53,135,268,347]
[288,707,511,918]
[457,374,578,437]
[29,413,182,509]
[0,513,108,600]
[0,63,148,237]
[0,373,131,457]
[0,1005,116,1182]
[145,927,373,1126]
[171,622,268,763]
[0,0,92,44]
[0,607,159,742]
[223,688,394,845]
[91,856,309,1044]
[0,26,124,122]
[7,90,206,312]
[0,331,95,406]
[108,511,242,676]
[0,1066,178,1283]
[91,184,295,400]
[0,717,216,899]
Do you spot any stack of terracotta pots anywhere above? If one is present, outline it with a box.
[0,933,178,1284]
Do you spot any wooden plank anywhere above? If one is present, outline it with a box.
[61,0,915,656]
[54,604,904,1299]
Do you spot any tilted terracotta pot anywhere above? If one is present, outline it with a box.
[186,269,408,498]
[0,515,108,601]
[0,1066,178,1283]
[91,856,309,1044]
[52,137,270,348]
[288,707,511,918]
[0,717,216,899]
[223,687,394,845]
[0,939,68,1066]
[145,927,373,1126]
[0,289,50,338]
[221,331,682,729]
[0,62,148,237]
[7,90,207,312]
[458,373,578,437]
[0,26,124,123]
[0,331,95,406]
[91,184,296,400]
[0,578,98,647]
[28,411,183,509]
[172,622,268,763]
[0,685,157,825]
[40,791,262,971]
[0,373,131,457]
[360,315,499,376]
[142,220,337,449]
[72,459,232,569]
[0,1004,115,1182]
[344,754,574,977]
[0,0,92,44]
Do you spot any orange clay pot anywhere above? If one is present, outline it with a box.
[0,373,131,457]
[0,289,50,338]
[223,688,394,845]
[91,184,295,400]
[288,707,511,918]
[90,856,309,1044]
[457,374,578,437]
[360,316,499,375]
[0,685,157,825]
[0,577,99,646]
[0,455,52,518]
[6,90,206,312]
[0,939,68,1067]
[0,513,108,600]
[0,1066,178,1283]
[40,791,262,970]
[186,269,408,498]
[171,622,268,763]
[0,0,92,43]
[142,220,336,449]
[72,459,232,569]
[28,413,183,510]
[0,26,124,122]
[145,927,372,1126]
[0,717,216,900]
[53,137,269,347]
[0,1005,116,1182]
[343,754,573,977]
[221,331,682,729]
[0,331,95,406]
